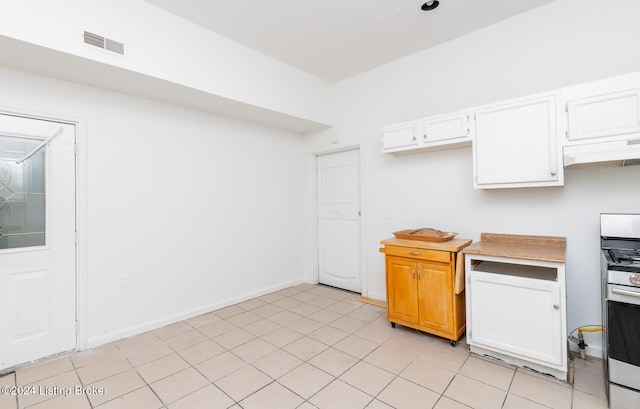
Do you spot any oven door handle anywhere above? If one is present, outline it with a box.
[611,288,640,299]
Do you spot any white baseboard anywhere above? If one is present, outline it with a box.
[365,290,386,303]
[87,277,305,349]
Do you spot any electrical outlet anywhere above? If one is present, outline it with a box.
[119,273,129,288]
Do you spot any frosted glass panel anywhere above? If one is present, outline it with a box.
[0,136,46,249]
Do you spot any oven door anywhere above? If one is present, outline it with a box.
[607,284,640,392]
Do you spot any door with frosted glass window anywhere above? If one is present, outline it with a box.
[316,149,361,293]
[0,113,76,371]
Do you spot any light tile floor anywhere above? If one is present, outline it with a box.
[0,284,608,409]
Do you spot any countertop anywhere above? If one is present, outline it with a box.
[380,237,472,252]
[462,233,566,263]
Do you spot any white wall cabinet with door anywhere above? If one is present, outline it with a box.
[381,70,640,187]
[560,71,640,167]
[473,92,564,189]
[380,120,422,153]
[562,71,640,144]
[381,110,472,154]
[465,255,568,380]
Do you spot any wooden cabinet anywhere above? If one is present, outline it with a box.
[381,110,472,154]
[473,93,564,189]
[463,234,567,380]
[381,238,471,345]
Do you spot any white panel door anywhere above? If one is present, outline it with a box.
[0,113,76,371]
[317,149,361,293]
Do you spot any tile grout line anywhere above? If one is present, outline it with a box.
[226,286,366,407]
[221,285,380,408]
[111,335,168,409]
[12,284,600,409]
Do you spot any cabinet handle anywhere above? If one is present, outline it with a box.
[551,170,557,176]
[418,267,421,280]
[408,251,422,255]
[412,268,416,279]
[412,136,417,141]
[553,304,560,309]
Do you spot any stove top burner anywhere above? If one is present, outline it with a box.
[601,214,640,275]
[609,248,640,266]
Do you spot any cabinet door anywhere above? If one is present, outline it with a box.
[423,111,471,143]
[417,261,453,333]
[469,271,563,366]
[566,88,640,141]
[386,257,419,324]
[381,120,422,153]
[474,94,562,188]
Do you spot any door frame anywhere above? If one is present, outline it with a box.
[309,145,366,296]
[0,105,89,355]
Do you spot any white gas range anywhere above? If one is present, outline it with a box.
[601,213,640,409]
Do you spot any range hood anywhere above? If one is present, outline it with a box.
[563,138,640,168]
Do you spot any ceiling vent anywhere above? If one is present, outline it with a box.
[83,31,125,56]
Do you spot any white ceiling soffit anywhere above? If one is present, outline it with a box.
[0,36,330,134]
[144,0,554,83]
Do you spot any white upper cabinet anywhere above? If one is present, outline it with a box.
[381,110,472,154]
[562,72,640,144]
[566,89,640,142]
[381,70,640,185]
[422,111,471,145]
[473,93,564,189]
[380,120,421,153]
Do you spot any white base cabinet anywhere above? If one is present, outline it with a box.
[465,255,567,380]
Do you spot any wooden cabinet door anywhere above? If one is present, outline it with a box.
[417,262,453,333]
[386,257,418,324]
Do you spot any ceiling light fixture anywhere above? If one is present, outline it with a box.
[421,0,439,11]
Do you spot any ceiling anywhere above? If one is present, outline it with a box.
[144,0,554,83]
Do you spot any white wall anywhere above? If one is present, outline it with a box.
[4,0,639,358]
[0,67,307,346]
[305,0,640,356]
[0,0,333,129]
